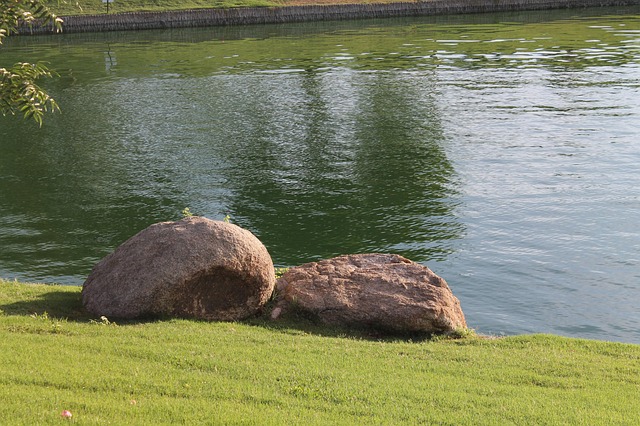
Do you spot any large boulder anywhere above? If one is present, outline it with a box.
[82,217,275,321]
[273,253,466,334]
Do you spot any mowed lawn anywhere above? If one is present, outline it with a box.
[1,279,639,425]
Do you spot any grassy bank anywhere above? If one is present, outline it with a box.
[1,279,639,424]
[47,0,280,16]
[45,0,398,16]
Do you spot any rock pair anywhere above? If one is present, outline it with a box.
[82,217,466,334]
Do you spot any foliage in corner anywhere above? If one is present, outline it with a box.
[0,0,63,125]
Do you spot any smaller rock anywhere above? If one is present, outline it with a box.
[275,253,466,334]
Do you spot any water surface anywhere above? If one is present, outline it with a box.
[1,7,639,343]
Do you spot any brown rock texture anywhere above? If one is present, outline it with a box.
[275,253,466,334]
[82,217,275,321]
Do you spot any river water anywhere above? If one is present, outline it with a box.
[1,7,639,343]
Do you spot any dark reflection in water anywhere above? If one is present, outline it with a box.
[0,102,188,281]
[0,65,460,279]
[221,69,461,264]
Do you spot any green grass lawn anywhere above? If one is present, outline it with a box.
[2,278,639,425]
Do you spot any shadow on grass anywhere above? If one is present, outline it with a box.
[0,291,174,326]
[0,289,91,321]
[0,285,450,342]
[243,310,437,343]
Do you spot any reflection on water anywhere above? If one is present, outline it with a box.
[1,7,639,343]
[220,69,461,262]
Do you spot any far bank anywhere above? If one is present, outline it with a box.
[25,0,640,34]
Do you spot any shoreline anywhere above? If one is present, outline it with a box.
[23,0,640,34]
